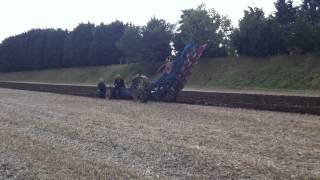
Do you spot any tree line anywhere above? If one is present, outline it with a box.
[232,0,320,56]
[0,0,319,72]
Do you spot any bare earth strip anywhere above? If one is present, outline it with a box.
[0,88,319,179]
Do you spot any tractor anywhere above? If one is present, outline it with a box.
[107,43,207,102]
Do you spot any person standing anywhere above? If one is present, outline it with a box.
[96,78,106,98]
[113,74,126,98]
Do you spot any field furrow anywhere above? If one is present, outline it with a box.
[0,88,319,179]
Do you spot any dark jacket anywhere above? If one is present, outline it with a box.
[97,82,106,94]
[114,78,125,89]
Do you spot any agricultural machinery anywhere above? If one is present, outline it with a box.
[107,43,207,102]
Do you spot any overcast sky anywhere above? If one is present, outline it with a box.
[0,0,302,42]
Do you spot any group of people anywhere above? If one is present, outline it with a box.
[96,56,174,99]
[96,74,126,99]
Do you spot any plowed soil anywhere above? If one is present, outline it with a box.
[0,88,319,179]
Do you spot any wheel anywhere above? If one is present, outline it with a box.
[130,75,151,103]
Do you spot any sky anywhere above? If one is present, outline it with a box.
[0,0,302,42]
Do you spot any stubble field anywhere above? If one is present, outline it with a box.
[0,88,319,179]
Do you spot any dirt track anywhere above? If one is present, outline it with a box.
[0,88,319,179]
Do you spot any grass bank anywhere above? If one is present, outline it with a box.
[190,54,320,90]
[0,55,319,92]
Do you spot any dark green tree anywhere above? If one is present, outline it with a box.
[117,24,143,64]
[288,15,317,53]
[231,7,284,56]
[301,0,320,24]
[231,8,266,56]
[176,4,232,57]
[281,0,320,54]
[0,29,67,72]
[89,21,126,66]
[141,17,174,62]
[275,0,297,25]
[274,0,297,53]
[43,29,68,68]
[315,23,320,51]
[63,23,95,67]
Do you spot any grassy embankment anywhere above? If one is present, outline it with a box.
[0,55,319,94]
[0,63,159,85]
